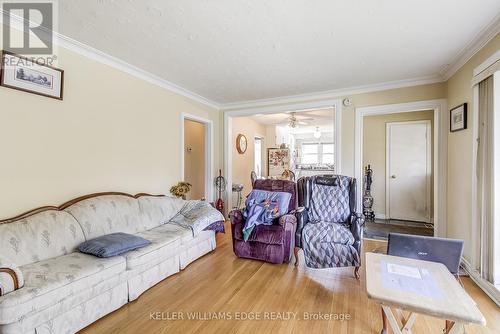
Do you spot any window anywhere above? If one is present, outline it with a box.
[302,143,319,164]
[301,142,334,165]
[322,143,334,164]
[254,137,263,177]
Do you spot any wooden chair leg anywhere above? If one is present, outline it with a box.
[381,307,388,334]
[354,266,360,280]
[294,247,300,267]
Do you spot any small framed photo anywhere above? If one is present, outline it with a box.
[1,50,64,100]
[450,103,467,132]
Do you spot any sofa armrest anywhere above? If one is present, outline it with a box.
[349,213,364,240]
[229,209,244,225]
[278,213,297,227]
[0,257,24,297]
[294,207,308,249]
[349,213,364,259]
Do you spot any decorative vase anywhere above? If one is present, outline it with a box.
[363,165,375,221]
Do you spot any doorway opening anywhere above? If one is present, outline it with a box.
[363,112,434,239]
[355,100,448,239]
[224,101,342,210]
[181,114,214,201]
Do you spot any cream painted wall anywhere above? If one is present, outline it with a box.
[446,33,500,262]
[340,83,447,176]
[231,117,267,196]
[184,119,206,200]
[363,111,434,218]
[0,29,221,218]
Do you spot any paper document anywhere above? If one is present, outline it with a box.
[381,261,443,299]
[387,263,422,279]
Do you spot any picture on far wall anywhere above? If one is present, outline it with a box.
[0,50,64,100]
[450,103,467,132]
[267,148,290,177]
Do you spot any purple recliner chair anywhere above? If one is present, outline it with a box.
[229,179,298,264]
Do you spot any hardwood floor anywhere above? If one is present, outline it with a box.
[364,219,434,240]
[80,224,500,334]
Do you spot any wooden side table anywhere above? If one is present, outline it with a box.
[365,252,486,334]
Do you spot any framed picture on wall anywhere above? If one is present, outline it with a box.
[450,103,467,132]
[0,50,64,100]
[267,148,290,177]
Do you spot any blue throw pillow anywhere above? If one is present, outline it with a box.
[78,232,151,258]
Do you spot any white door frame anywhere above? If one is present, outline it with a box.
[355,99,448,237]
[181,113,214,201]
[254,134,265,177]
[385,120,432,223]
[224,99,342,211]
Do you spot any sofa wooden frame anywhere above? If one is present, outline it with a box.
[0,192,164,225]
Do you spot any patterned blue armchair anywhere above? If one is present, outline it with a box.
[294,175,364,278]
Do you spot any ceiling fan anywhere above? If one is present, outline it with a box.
[280,112,313,128]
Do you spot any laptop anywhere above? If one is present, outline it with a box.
[387,233,464,275]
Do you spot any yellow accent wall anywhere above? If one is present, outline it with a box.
[340,82,447,176]
[0,31,221,218]
[231,117,267,197]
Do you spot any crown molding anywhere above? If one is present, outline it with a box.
[440,13,500,81]
[0,9,220,110]
[54,34,221,109]
[220,75,443,112]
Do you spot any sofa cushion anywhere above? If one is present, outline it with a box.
[149,224,214,246]
[124,227,184,270]
[64,195,144,239]
[0,253,125,324]
[137,196,185,230]
[303,222,355,245]
[0,274,126,334]
[233,223,285,245]
[78,233,151,258]
[0,210,86,266]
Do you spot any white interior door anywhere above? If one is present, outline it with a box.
[386,121,431,222]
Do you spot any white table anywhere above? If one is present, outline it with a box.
[365,252,486,334]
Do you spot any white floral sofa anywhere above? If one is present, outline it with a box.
[0,192,220,334]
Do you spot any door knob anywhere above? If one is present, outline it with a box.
[391,175,396,179]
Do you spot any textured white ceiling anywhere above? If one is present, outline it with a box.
[58,0,500,104]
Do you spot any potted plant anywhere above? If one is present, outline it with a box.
[170,181,192,200]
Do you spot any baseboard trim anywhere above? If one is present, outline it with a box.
[374,213,386,219]
[461,257,500,307]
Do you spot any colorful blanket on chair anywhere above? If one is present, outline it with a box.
[242,190,291,241]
